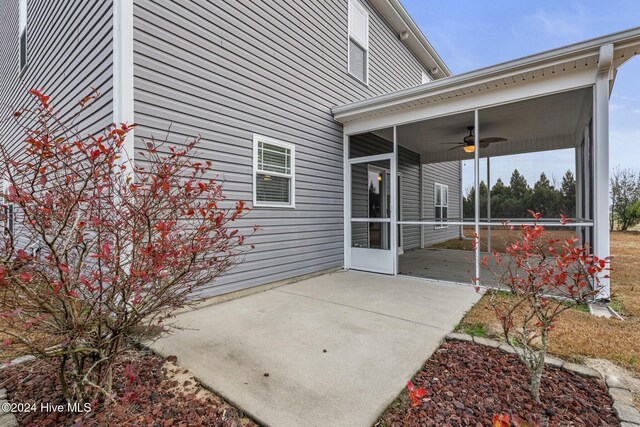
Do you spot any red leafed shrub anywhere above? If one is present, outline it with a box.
[406,381,428,407]
[0,90,255,404]
[485,211,608,403]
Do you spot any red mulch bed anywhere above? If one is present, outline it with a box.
[0,352,259,427]
[379,340,619,427]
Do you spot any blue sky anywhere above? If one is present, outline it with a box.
[400,0,640,193]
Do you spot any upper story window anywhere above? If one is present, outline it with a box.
[19,0,27,73]
[348,0,369,84]
[434,183,448,229]
[253,135,295,208]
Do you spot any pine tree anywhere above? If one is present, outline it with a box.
[509,169,530,199]
[561,170,576,217]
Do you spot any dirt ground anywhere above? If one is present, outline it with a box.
[431,226,575,252]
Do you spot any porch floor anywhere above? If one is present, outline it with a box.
[399,248,500,287]
[150,270,481,427]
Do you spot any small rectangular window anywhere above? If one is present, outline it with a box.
[253,135,295,208]
[19,0,27,72]
[434,183,448,229]
[348,0,369,84]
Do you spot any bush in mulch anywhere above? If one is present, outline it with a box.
[0,352,259,427]
[379,340,619,427]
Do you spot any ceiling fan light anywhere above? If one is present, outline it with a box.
[463,145,475,153]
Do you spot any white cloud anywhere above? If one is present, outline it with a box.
[610,129,640,171]
[513,5,589,46]
[612,93,633,101]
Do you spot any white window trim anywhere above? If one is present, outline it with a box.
[347,0,369,85]
[434,182,449,229]
[253,134,296,209]
[18,0,27,74]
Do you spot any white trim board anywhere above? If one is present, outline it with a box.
[112,0,135,168]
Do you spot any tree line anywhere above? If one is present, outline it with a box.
[463,169,576,219]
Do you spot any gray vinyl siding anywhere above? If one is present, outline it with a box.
[133,0,427,296]
[422,162,462,247]
[0,0,113,157]
[0,0,113,245]
[399,147,421,250]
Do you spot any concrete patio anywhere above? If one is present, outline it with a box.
[151,270,481,427]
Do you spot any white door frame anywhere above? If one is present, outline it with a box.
[344,130,398,275]
[387,169,404,255]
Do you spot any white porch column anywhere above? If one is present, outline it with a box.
[343,134,351,270]
[486,157,491,253]
[474,110,480,284]
[593,43,613,300]
[392,127,398,274]
[459,161,464,239]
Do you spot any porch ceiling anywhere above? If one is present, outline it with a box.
[396,88,592,163]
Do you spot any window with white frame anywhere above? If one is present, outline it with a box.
[434,183,448,228]
[348,0,369,83]
[253,135,295,208]
[19,0,27,72]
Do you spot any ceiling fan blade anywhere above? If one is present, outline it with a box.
[479,137,508,143]
[480,141,490,149]
[440,142,464,145]
[447,145,464,151]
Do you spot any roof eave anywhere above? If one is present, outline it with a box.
[370,0,451,79]
[333,26,640,122]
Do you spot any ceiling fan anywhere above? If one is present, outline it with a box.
[441,126,507,153]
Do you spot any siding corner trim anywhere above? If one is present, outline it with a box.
[113,0,134,167]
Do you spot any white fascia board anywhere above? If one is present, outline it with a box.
[113,0,135,168]
[333,26,640,122]
[342,66,596,136]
